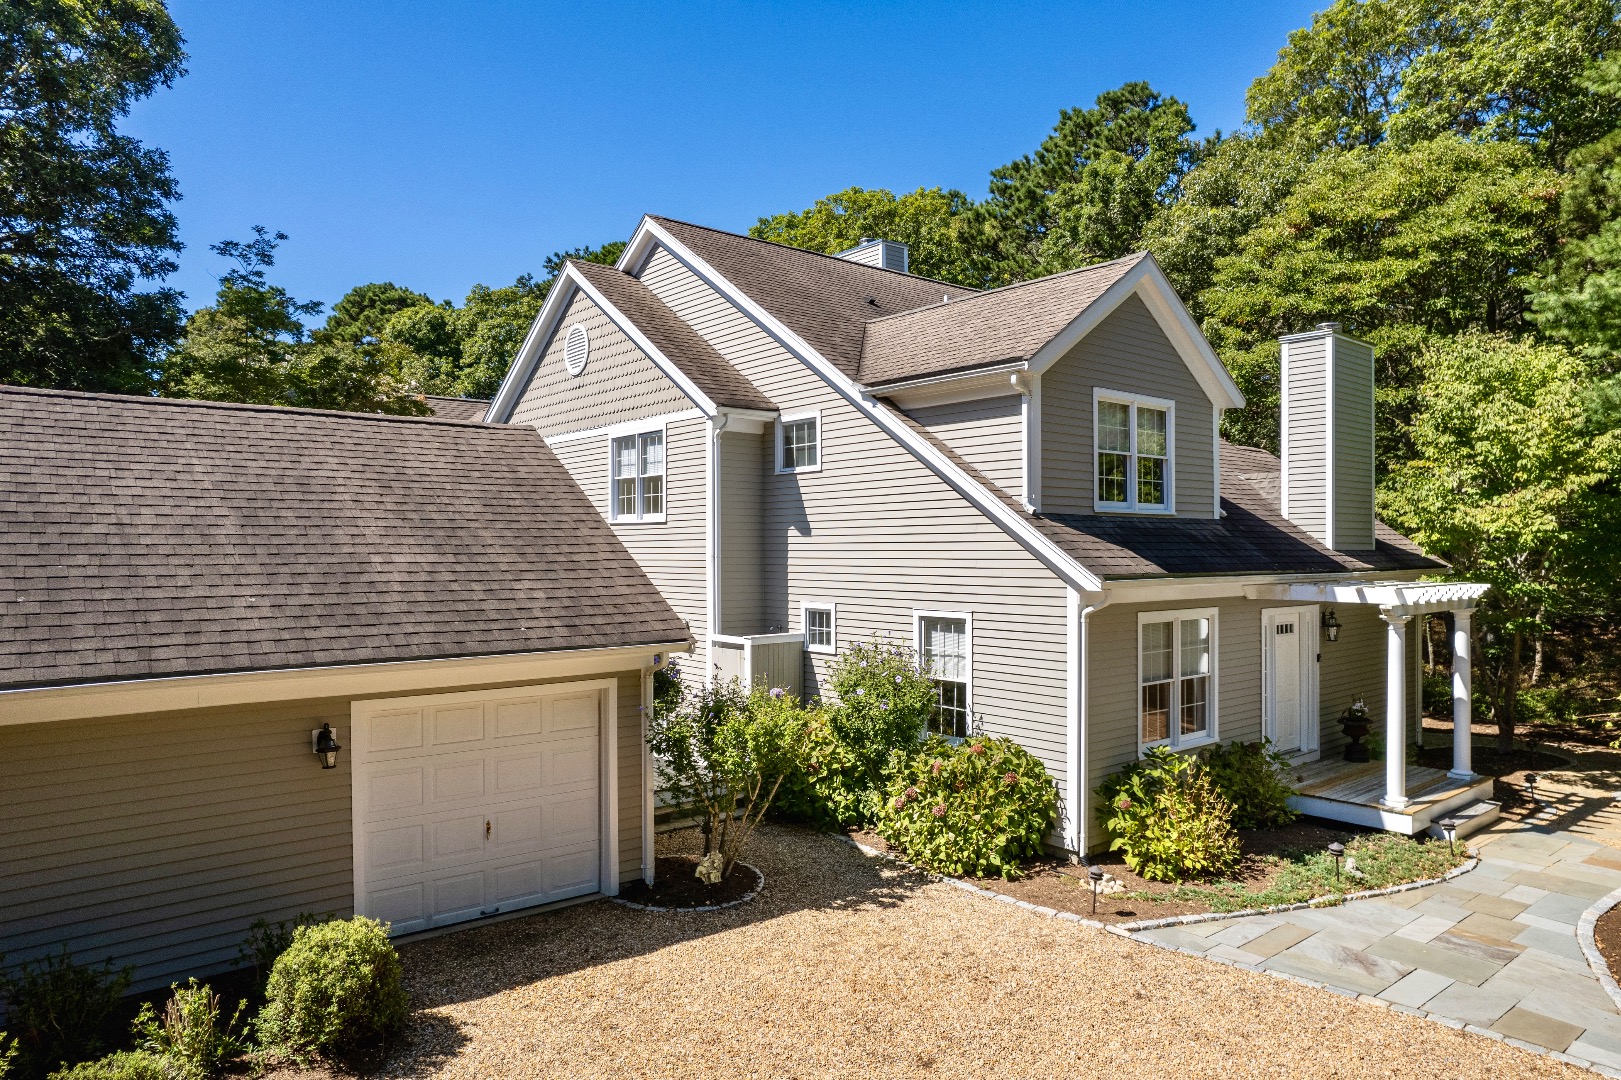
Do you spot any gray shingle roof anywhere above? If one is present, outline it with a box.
[569,258,776,412]
[650,217,977,378]
[0,386,689,691]
[859,254,1147,386]
[421,395,490,421]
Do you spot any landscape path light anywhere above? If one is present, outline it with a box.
[1527,772,1540,807]
[1328,841,1346,884]
[1088,864,1104,916]
[1439,817,1460,857]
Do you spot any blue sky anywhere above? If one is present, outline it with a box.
[127,1,1322,315]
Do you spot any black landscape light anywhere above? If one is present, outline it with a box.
[1526,772,1540,806]
[1439,817,1460,856]
[1328,841,1346,883]
[312,723,342,769]
[1088,864,1104,916]
[1321,608,1341,643]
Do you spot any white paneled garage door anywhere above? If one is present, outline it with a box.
[350,680,615,936]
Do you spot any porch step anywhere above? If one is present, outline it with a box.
[1425,800,1500,841]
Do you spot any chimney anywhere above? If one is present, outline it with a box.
[1279,322,1375,551]
[836,237,908,273]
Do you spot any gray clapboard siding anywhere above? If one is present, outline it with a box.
[719,429,767,635]
[899,395,1024,500]
[1281,335,1330,540]
[0,672,647,993]
[1333,336,1377,550]
[636,245,1076,791]
[549,417,710,676]
[510,289,695,435]
[1040,295,1216,517]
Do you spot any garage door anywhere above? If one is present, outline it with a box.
[351,681,611,936]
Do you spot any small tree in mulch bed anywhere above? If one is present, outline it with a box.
[648,679,810,881]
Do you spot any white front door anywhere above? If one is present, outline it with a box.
[351,680,615,936]
[1263,607,1319,757]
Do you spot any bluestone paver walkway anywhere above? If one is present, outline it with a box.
[1133,825,1621,1070]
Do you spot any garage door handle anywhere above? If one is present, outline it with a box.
[485,820,491,840]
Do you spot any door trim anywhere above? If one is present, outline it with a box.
[1261,606,1320,759]
[349,677,620,932]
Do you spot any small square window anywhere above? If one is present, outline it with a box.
[609,427,665,521]
[804,605,835,653]
[778,414,820,472]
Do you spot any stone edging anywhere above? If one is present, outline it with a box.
[610,861,764,913]
[1578,884,1621,1012]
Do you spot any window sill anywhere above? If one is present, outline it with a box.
[806,644,836,656]
[776,464,823,475]
[1139,734,1218,755]
[1095,503,1176,516]
[610,515,668,525]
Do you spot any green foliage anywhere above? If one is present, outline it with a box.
[323,283,434,343]
[255,917,407,1066]
[0,951,132,1080]
[770,708,874,829]
[1197,740,1298,829]
[1,1033,16,1080]
[1096,749,1240,882]
[237,913,331,992]
[877,736,1058,879]
[652,659,684,720]
[131,980,245,1080]
[823,640,935,823]
[0,0,187,394]
[44,1052,168,1080]
[751,187,980,286]
[647,680,809,874]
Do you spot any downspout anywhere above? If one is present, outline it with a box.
[642,660,656,885]
[1066,588,1107,857]
[706,413,730,681]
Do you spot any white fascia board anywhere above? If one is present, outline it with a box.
[1026,256,1245,411]
[865,361,1029,402]
[487,272,583,423]
[1105,567,1433,604]
[637,217,1105,597]
[1253,580,1490,613]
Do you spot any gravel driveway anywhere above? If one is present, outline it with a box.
[279,824,1589,1079]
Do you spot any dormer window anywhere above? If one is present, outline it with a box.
[1094,390,1174,513]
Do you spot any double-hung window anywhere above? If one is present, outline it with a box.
[777,411,820,473]
[803,603,836,654]
[917,612,971,738]
[1139,608,1216,750]
[1096,391,1173,512]
[610,429,664,521]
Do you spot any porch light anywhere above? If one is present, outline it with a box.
[1321,608,1341,643]
[1439,817,1460,856]
[1088,864,1104,916]
[1327,841,1346,883]
[312,723,342,769]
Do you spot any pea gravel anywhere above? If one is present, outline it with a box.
[268,824,1588,1079]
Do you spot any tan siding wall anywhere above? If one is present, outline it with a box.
[719,430,767,635]
[1333,337,1377,550]
[1282,335,1329,541]
[1040,295,1216,517]
[637,246,1075,790]
[900,394,1023,500]
[0,671,648,993]
[548,416,710,675]
[510,289,694,435]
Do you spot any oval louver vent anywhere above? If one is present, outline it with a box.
[563,324,590,376]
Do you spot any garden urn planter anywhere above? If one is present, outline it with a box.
[1340,700,1372,763]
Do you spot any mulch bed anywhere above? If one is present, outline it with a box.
[850,819,1371,925]
[615,854,758,909]
[1595,902,1621,985]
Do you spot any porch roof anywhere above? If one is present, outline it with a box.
[1246,579,1490,615]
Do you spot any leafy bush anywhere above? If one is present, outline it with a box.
[1519,686,1578,726]
[132,981,245,1080]
[0,951,132,1079]
[1198,739,1298,829]
[237,913,331,992]
[652,658,684,719]
[769,708,867,829]
[822,640,934,823]
[877,736,1058,879]
[1096,748,1240,882]
[44,1052,167,1080]
[1,1033,15,1080]
[255,917,408,1065]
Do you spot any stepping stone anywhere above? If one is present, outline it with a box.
[1368,935,1506,986]
[1491,1006,1585,1052]
[1430,929,1523,967]
[1522,892,1594,925]
[1423,981,1526,1027]
[1239,922,1317,959]
[1451,911,1528,945]
[1378,967,1455,1008]
[1393,913,1458,943]
[1512,925,1588,964]
[1462,893,1529,919]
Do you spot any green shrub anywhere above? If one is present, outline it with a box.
[255,917,408,1065]
[1198,739,1298,829]
[1096,748,1240,882]
[132,980,245,1080]
[770,709,868,829]
[44,1052,168,1080]
[877,736,1058,879]
[822,640,935,823]
[236,913,331,992]
[1,1033,16,1080]
[1519,686,1578,726]
[0,951,132,1079]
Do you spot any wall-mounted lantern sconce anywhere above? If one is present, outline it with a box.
[1321,608,1341,643]
[312,723,342,769]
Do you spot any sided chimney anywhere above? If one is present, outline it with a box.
[1279,322,1376,551]
[836,237,908,273]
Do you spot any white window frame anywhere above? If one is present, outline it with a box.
[914,609,973,739]
[605,420,667,524]
[1136,606,1218,753]
[801,601,837,655]
[1093,388,1175,514]
[775,409,822,474]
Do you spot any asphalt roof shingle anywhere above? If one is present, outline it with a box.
[421,395,490,421]
[0,387,689,691]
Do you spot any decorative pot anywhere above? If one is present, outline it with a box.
[1340,699,1372,763]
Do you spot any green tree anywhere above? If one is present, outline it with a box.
[970,82,1206,283]
[322,282,434,343]
[750,186,979,286]
[1380,333,1621,749]
[0,0,187,393]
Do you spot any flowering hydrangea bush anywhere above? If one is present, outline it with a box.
[1095,747,1240,882]
[876,736,1058,879]
[823,639,936,820]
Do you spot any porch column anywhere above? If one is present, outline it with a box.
[1451,609,1476,780]
[1381,609,1411,808]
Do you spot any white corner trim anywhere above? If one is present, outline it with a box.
[1023,375,1042,512]
[1325,331,1337,548]
[1280,337,1293,519]
[1211,403,1222,521]
[624,217,1105,596]
[705,414,724,670]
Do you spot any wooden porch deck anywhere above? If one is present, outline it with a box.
[1285,757,1497,836]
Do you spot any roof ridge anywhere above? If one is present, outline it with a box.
[860,251,1147,328]
[647,215,981,294]
[0,384,509,430]
[422,393,491,404]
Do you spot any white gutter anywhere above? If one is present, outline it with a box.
[1065,589,1106,855]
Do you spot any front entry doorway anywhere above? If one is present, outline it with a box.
[1263,606,1320,758]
